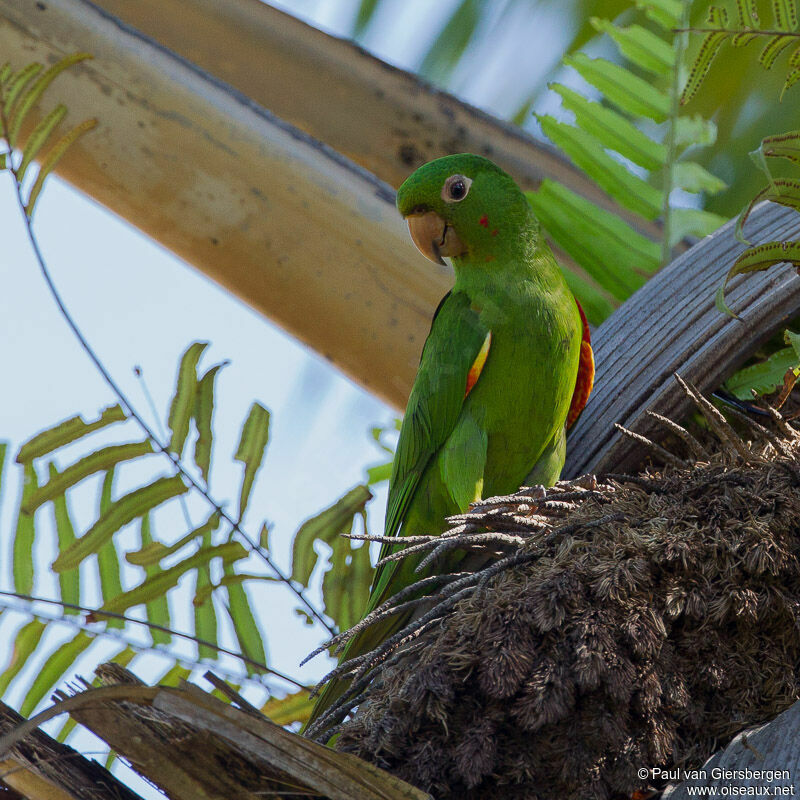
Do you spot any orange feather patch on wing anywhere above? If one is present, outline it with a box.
[465,331,492,397]
[566,300,594,429]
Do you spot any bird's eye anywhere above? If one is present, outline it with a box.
[442,174,472,203]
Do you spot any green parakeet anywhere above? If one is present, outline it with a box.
[307,153,594,730]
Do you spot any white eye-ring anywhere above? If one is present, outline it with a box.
[441,174,472,203]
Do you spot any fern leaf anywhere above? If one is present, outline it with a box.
[725,343,800,398]
[0,153,6,171]
[681,28,730,104]
[759,34,796,68]
[19,631,93,717]
[16,404,125,463]
[773,0,798,31]
[669,208,726,246]
[96,469,124,629]
[537,115,663,219]
[784,68,800,98]
[126,509,220,566]
[16,103,66,183]
[140,513,172,645]
[673,161,728,194]
[590,19,675,76]
[718,240,800,316]
[674,115,718,147]
[167,341,209,457]
[194,523,219,660]
[635,0,682,29]
[736,179,800,242]
[322,528,372,632]
[13,463,38,595]
[193,363,226,485]
[732,32,759,46]
[762,130,800,162]
[50,463,80,613]
[0,62,12,83]
[0,621,46,697]
[234,402,270,521]
[224,560,268,675]
[526,182,659,299]
[25,117,97,217]
[52,474,188,573]
[193,571,277,607]
[551,83,665,171]
[565,54,671,122]
[2,63,43,120]
[23,440,153,513]
[291,485,372,587]
[261,689,313,727]
[735,0,759,26]
[94,541,246,617]
[7,53,92,146]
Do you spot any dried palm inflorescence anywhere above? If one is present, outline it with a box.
[308,381,800,799]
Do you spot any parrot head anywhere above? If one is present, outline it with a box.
[396,153,534,266]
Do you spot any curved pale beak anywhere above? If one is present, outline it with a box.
[406,211,466,265]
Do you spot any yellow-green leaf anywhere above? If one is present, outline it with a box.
[234,401,270,521]
[673,161,727,195]
[759,34,796,69]
[322,532,372,632]
[20,631,93,717]
[717,240,800,316]
[168,341,209,457]
[194,523,219,660]
[0,620,46,697]
[23,440,153,513]
[261,688,314,727]
[762,131,800,163]
[736,180,800,242]
[25,117,98,217]
[224,561,268,675]
[49,462,79,614]
[96,541,246,617]
[734,0,759,26]
[591,19,674,76]
[681,14,730,105]
[96,469,124,629]
[537,115,663,220]
[564,54,671,122]
[2,63,42,120]
[126,509,220,566]
[139,513,171,645]
[13,463,38,595]
[669,208,726,246]
[725,344,800,399]
[193,363,225,484]
[17,103,66,183]
[16,404,125,464]
[773,0,798,32]
[526,181,659,299]
[52,474,188,572]
[635,0,682,29]
[550,83,665,171]
[291,484,372,587]
[7,53,92,145]
[674,115,718,148]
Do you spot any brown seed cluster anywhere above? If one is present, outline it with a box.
[333,419,800,799]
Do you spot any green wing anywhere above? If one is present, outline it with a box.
[305,291,489,731]
[372,290,489,600]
